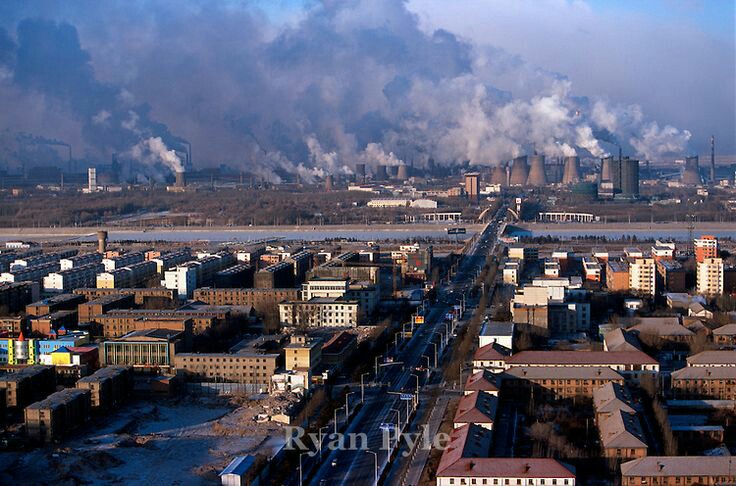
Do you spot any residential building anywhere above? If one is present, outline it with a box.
[102,252,145,271]
[713,324,736,346]
[463,370,501,396]
[283,335,322,377]
[478,322,514,350]
[472,342,512,373]
[503,259,521,285]
[436,424,576,486]
[696,257,724,295]
[74,287,177,305]
[503,351,659,383]
[43,263,104,293]
[0,365,55,408]
[76,366,133,410]
[671,366,736,400]
[24,388,91,442]
[583,257,602,282]
[655,260,686,293]
[77,294,135,323]
[606,261,630,291]
[0,281,40,314]
[501,366,625,400]
[621,456,736,486]
[453,391,498,430]
[102,328,185,371]
[279,297,360,327]
[59,253,103,271]
[629,258,656,296]
[321,331,357,370]
[686,350,736,367]
[694,235,718,263]
[26,293,85,316]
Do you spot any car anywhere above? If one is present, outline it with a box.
[331,459,338,467]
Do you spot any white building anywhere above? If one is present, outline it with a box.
[43,263,104,293]
[279,297,360,327]
[102,252,145,271]
[629,258,656,296]
[60,253,103,271]
[697,257,724,295]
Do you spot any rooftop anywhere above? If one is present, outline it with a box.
[479,321,514,337]
[26,388,89,410]
[603,328,642,352]
[686,351,736,366]
[504,366,624,381]
[454,391,498,425]
[672,366,736,380]
[505,350,658,366]
[621,456,736,478]
[473,342,511,361]
[464,370,501,393]
[598,409,648,450]
[593,382,637,415]
[713,323,736,336]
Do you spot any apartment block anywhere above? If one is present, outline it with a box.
[75,366,133,410]
[671,366,736,400]
[655,259,686,293]
[77,293,136,323]
[694,235,718,263]
[0,365,55,408]
[278,297,360,327]
[628,258,656,296]
[621,456,736,486]
[606,260,630,291]
[43,263,104,293]
[696,257,724,295]
[24,388,91,442]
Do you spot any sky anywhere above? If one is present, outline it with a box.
[0,0,732,180]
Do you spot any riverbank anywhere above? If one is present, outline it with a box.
[0,223,483,243]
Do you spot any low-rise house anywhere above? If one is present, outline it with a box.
[464,370,501,396]
[671,366,736,400]
[620,456,736,485]
[453,391,498,430]
[472,342,511,372]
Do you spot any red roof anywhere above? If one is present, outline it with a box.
[506,350,658,366]
[473,342,511,361]
[464,370,500,392]
[322,331,357,354]
[454,391,498,425]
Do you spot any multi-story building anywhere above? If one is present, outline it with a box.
[606,260,630,291]
[0,281,40,314]
[74,287,176,305]
[97,312,193,338]
[24,388,91,442]
[283,335,322,374]
[59,253,103,271]
[43,263,105,293]
[279,297,360,327]
[193,288,298,332]
[77,294,135,323]
[656,259,686,293]
[651,244,675,261]
[214,264,255,288]
[0,262,60,285]
[150,249,192,274]
[1,330,89,365]
[254,261,295,289]
[593,383,648,460]
[502,366,625,400]
[102,328,186,371]
[583,257,602,282]
[75,366,133,410]
[0,365,55,408]
[102,252,145,272]
[508,245,539,262]
[671,366,736,400]
[502,259,521,285]
[29,310,78,335]
[173,335,283,389]
[694,235,718,263]
[696,257,724,295]
[712,324,736,346]
[26,293,85,316]
[321,331,357,370]
[436,424,576,486]
[628,258,656,296]
[503,351,659,383]
[10,250,76,271]
[621,456,736,485]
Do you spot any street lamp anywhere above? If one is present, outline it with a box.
[422,355,430,370]
[318,425,329,460]
[360,372,370,403]
[345,391,356,418]
[410,373,420,396]
[366,450,378,486]
[334,405,345,435]
[430,342,438,368]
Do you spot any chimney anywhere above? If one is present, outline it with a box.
[681,156,701,185]
[175,171,186,188]
[96,230,108,254]
[711,135,716,183]
[397,164,409,181]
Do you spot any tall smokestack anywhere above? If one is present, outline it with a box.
[175,171,186,188]
[526,155,547,186]
[96,230,108,254]
[711,135,716,183]
[562,156,581,184]
[509,156,529,186]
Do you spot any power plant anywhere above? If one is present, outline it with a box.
[355,163,366,182]
[175,170,186,188]
[324,174,334,192]
[490,164,508,186]
[375,165,388,181]
[681,156,701,185]
[509,156,529,185]
[562,156,581,184]
[526,155,547,186]
[598,154,640,198]
[397,164,409,181]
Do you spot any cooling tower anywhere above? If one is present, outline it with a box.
[509,156,529,186]
[325,174,334,191]
[526,155,547,186]
[355,163,366,179]
[547,158,564,184]
[562,156,581,184]
[681,156,701,185]
[397,164,409,181]
[375,165,388,180]
[599,157,614,182]
[175,171,186,188]
[490,165,507,185]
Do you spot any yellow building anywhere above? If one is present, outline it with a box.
[284,335,322,375]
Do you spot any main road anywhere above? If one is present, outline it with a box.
[310,204,505,485]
